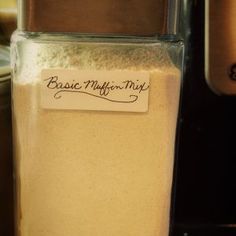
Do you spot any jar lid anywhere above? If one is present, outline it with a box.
[0,46,11,96]
[18,0,180,36]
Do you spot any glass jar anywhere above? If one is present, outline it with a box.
[11,1,184,236]
[0,46,14,236]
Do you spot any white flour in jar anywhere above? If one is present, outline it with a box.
[13,43,181,236]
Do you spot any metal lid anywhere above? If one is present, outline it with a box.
[0,46,11,96]
[18,0,180,36]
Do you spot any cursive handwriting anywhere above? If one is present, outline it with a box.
[43,76,149,103]
[123,80,149,93]
[44,76,83,90]
[84,80,124,96]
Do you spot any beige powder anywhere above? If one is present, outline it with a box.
[13,43,181,236]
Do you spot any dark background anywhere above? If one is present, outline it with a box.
[172,0,236,235]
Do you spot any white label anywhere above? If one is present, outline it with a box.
[41,69,150,112]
